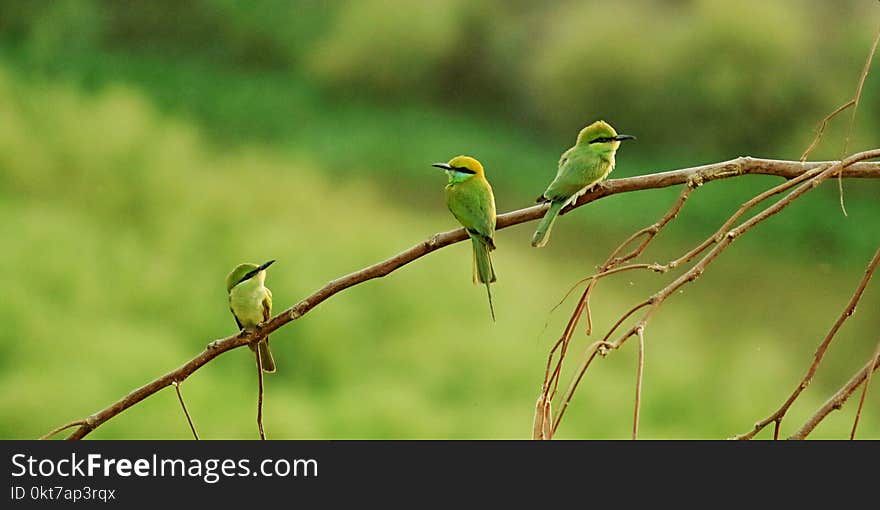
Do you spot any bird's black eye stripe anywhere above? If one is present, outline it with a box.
[237,269,260,286]
[589,136,612,144]
[451,166,477,174]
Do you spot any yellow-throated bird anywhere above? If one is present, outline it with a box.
[432,156,498,321]
[226,260,276,372]
[532,120,635,247]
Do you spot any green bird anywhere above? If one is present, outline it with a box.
[226,260,276,373]
[432,155,498,321]
[531,120,635,248]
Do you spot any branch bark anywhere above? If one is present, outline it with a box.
[545,151,880,437]
[733,247,880,440]
[789,351,880,440]
[51,157,880,439]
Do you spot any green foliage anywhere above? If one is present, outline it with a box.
[4,0,878,154]
[306,0,463,96]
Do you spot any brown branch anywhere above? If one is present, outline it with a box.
[841,24,880,158]
[789,350,880,440]
[541,185,691,406]
[582,185,690,345]
[800,100,855,162]
[551,341,613,436]
[532,393,552,440]
[633,326,646,440]
[799,24,880,215]
[548,150,880,437]
[39,420,87,440]
[615,150,880,349]
[536,185,695,424]
[46,156,880,440]
[732,247,880,440]
[173,382,199,440]
[851,340,880,439]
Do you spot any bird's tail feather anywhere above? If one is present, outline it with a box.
[472,236,496,284]
[472,236,497,321]
[531,201,564,248]
[257,340,276,373]
[484,281,496,322]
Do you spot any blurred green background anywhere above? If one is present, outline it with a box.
[1,0,879,439]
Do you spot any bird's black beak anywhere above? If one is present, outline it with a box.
[613,134,637,142]
[432,163,452,170]
[239,259,276,285]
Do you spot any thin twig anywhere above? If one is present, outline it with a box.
[841,24,880,158]
[541,185,692,410]
[581,185,693,336]
[732,247,880,440]
[850,340,880,440]
[532,393,552,440]
[633,326,645,440]
[667,163,826,270]
[45,157,880,440]
[173,381,199,440]
[551,341,613,436]
[39,420,86,440]
[550,150,880,437]
[541,263,658,404]
[789,350,880,440]
[800,100,855,162]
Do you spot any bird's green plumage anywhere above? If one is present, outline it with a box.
[532,120,633,248]
[227,262,276,373]
[436,155,497,321]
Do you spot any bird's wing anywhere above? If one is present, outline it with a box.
[557,146,572,169]
[261,289,273,346]
[262,288,272,322]
[543,149,607,202]
[230,307,244,330]
[537,147,574,202]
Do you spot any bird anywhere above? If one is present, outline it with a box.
[531,120,635,248]
[432,155,498,321]
[226,260,276,373]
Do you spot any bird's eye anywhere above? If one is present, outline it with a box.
[589,136,611,144]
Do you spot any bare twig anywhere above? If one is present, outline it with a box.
[790,350,880,440]
[841,24,880,158]
[532,393,552,440]
[633,326,645,440]
[545,29,880,440]
[548,150,880,438]
[551,341,613,436]
[850,340,880,439]
[581,183,693,335]
[173,382,199,440]
[799,24,880,215]
[539,184,693,426]
[45,157,880,440]
[800,100,855,162]
[39,420,87,440]
[732,247,880,440]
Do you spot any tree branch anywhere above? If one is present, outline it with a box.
[538,150,880,438]
[850,339,880,439]
[789,350,880,440]
[48,157,880,439]
[172,382,199,440]
[732,247,880,440]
